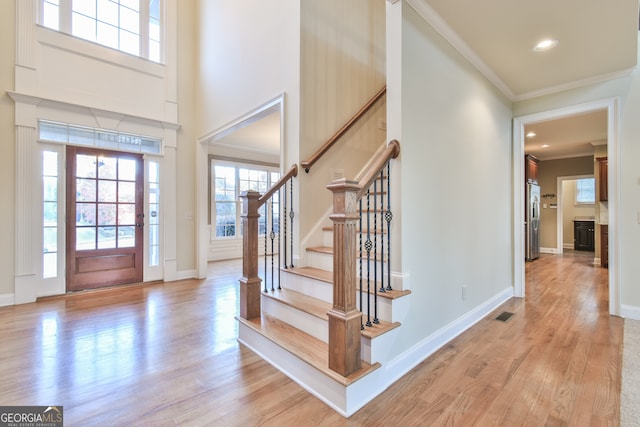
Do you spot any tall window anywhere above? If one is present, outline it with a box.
[576,178,595,204]
[212,163,280,239]
[41,0,162,63]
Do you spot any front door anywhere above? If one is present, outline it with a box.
[66,146,144,291]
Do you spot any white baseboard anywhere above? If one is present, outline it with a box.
[563,243,574,250]
[621,305,640,320]
[541,247,559,254]
[0,293,15,307]
[175,269,197,281]
[593,257,601,266]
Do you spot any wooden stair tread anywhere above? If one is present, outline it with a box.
[322,227,387,235]
[238,314,381,386]
[262,288,403,337]
[263,288,330,320]
[307,246,388,263]
[284,267,411,300]
[286,266,333,283]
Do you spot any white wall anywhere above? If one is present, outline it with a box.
[298,0,387,251]
[0,1,16,300]
[513,34,640,316]
[389,4,513,355]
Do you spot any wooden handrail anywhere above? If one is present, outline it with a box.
[258,164,298,208]
[301,86,387,173]
[356,139,400,199]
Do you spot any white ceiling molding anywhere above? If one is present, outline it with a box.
[387,0,401,3]
[513,67,637,102]
[406,0,516,101]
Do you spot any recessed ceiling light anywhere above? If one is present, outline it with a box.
[541,144,550,148]
[533,39,559,52]
[526,132,537,138]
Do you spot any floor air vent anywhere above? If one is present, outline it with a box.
[495,311,514,322]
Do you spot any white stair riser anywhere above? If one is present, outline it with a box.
[262,295,328,343]
[307,251,388,279]
[281,271,333,303]
[361,327,399,365]
[322,230,389,253]
[281,271,404,323]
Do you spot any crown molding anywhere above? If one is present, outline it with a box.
[406,0,516,101]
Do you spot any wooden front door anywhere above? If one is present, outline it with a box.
[66,146,144,291]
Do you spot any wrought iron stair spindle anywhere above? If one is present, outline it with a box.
[365,189,372,327]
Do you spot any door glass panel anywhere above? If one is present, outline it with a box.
[77,227,96,250]
[76,203,96,226]
[98,203,116,225]
[118,226,135,248]
[98,156,117,179]
[119,158,137,181]
[118,181,135,202]
[119,204,135,225]
[98,180,117,202]
[76,154,97,178]
[76,179,97,202]
[98,226,116,249]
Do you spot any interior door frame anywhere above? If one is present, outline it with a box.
[513,97,620,316]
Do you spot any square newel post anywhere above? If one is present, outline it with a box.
[326,178,362,376]
[239,190,262,320]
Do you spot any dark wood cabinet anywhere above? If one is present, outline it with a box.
[601,225,609,268]
[525,154,539,184]
[574,220,595,251]
[597,157,608,201]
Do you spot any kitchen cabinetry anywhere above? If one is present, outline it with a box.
[597,157,608,201]
[525,154,539,183]
[574,220,595,251]
[601,225,609,268]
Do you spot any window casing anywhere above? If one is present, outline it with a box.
[40,0,163,63]
[211,161,280,240]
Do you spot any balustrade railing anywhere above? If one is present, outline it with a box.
[327,139,399,376]
[239,164,298,320]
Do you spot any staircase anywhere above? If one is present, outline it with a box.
[236,141,409,416]
[237,224,411,416]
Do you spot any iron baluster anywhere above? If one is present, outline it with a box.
[283,179,288,269]
[386,161,393,291]
[373,179,379,324]
[379,169,386,293]
[365,189,372,327]
[289,178,295,268]
[270,197,276,292]
[359,198,364,330]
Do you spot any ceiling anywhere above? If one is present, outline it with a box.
[213,110,280,156]
[523,110,608,160]
[412,0,639,159]
[415,0,638,101]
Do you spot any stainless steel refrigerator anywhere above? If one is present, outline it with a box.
[526,183,541,261]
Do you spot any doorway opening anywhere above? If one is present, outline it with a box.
[513,98,618,315]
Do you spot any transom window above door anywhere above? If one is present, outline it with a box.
[41,0,162,63]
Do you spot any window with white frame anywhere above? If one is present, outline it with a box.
[211,161,280,239]
[575,178,595,204]
[41,0,162,63]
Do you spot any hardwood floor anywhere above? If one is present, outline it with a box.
[0,251,620,426]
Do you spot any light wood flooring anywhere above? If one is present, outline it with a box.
[0,250,621,426]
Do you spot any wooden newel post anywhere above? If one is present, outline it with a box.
[326,178,362,376]
[239,190,262,319]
